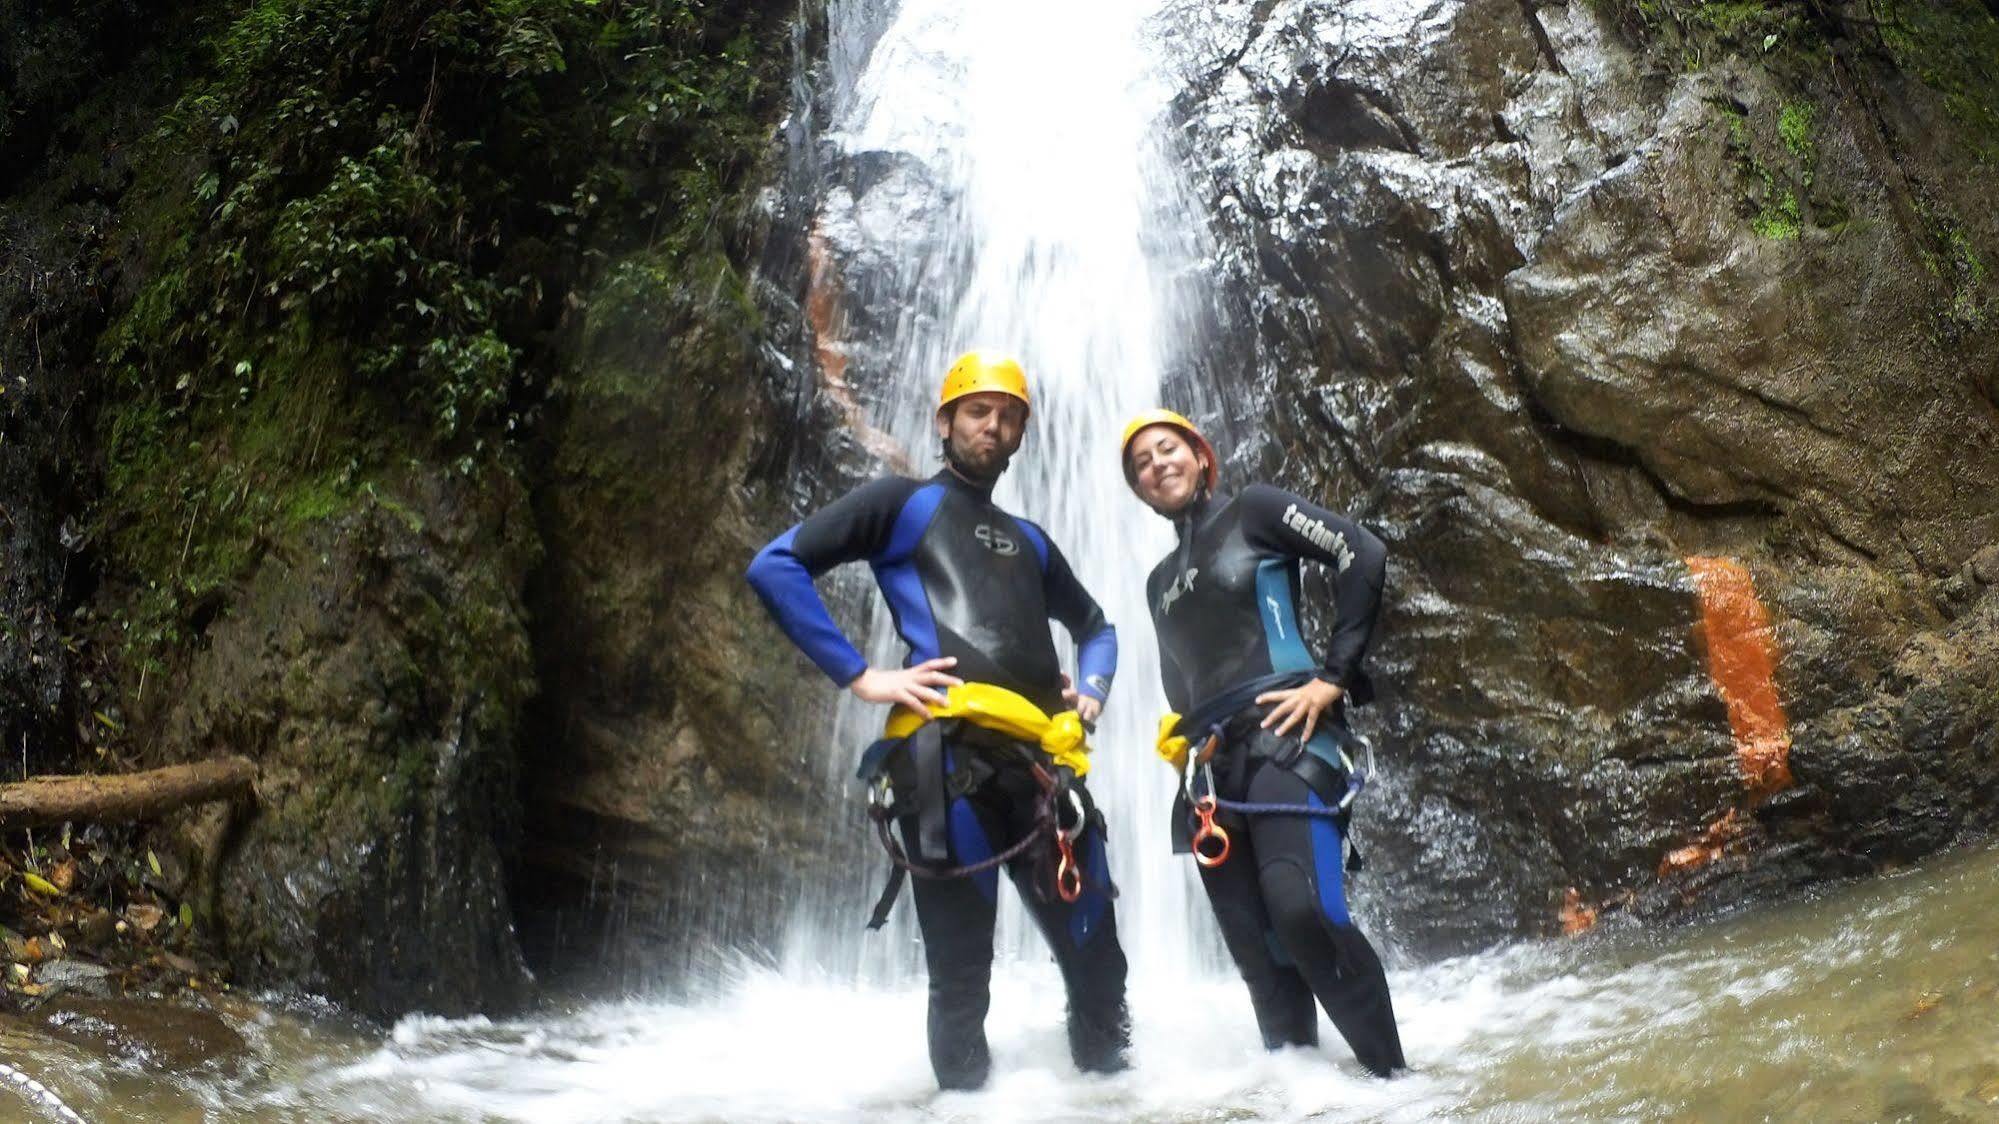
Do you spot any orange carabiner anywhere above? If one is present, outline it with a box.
[1191,794,1231,868]
[1055,835,1084,903]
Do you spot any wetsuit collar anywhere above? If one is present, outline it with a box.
[1170,488,1223,576]
[934,465,998,502]
[1169,489,1224,539]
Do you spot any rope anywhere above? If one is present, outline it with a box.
[1209,797,1345,819]
[870,800,1056,880]
[0,1061,88,1124]
[869,768,1116,899]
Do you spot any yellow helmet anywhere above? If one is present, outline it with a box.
[1120,408,1219,491]
[939,351,1031,413]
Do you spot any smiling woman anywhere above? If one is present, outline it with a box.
[1122,408,1219,515]
[1119,407,1403,1075]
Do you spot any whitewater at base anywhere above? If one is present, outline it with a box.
[19,840,1988,1123]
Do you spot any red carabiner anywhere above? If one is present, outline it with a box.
[1191,794,1231,868]
[1055,834,1084,903]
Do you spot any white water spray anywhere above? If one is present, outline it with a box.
[779,0,1229,988]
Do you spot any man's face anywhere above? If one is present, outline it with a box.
[936,391,1028,478]
[1127,424,1206,515]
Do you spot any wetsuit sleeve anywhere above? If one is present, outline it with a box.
[744,476,917,687]
[1237,483,1387,693]
[1036,529,1118,705]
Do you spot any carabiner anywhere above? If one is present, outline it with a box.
[1055,835,1084,903]
[1191,793,1231,868]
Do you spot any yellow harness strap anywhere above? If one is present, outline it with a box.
[1155,712,1190,770]
[884,683,1093,777]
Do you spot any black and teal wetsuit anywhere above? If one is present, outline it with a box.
[1147,483,1404,1076]
[747,468,1128,1089]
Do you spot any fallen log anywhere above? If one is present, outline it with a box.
[0,757,256,829]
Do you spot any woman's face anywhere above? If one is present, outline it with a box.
[1127,424,1207,515]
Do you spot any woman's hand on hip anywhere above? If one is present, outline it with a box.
[1255,678,1344,742]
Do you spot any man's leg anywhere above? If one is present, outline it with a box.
[1245,764,1406,1077]
[1004,776,1130,1075]
[906,793,1005,1090]
[1196,801,1320,1050]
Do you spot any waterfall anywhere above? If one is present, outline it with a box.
[776,0,1228,985]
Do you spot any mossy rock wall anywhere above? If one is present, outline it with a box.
[3,0,813,1015]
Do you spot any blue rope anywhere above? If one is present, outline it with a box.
[1209,797,1344,818]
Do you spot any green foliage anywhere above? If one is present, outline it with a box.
[89,0,792,673]
[1594,0,1811,68]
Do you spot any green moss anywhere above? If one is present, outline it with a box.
[1916,205,1991,335]
[82,0,793,693]
[1751,190,1803,240]
[1595,0,1811,68]
[1719,101,1819,242]
[1777,102,1815,164]
[1875,0,1999,167]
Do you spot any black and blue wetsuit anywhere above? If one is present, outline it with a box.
[748,468,1128,1089]
[1147,483,1405,1076]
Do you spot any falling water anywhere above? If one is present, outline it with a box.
[778,0,1228,983]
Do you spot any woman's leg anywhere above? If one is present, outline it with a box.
[1244,763,1406,1076]
[1195,786,1319,1049]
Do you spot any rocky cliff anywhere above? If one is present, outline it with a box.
[1156,0,1999,950]
[2,0,821,1015]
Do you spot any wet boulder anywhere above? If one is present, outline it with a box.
[1162,0,1999,948]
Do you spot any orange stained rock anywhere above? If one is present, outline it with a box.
[806,226,910,473]
[1559,887,1598,936]
[805,227,849,388]
[1685,556,1793,798]
[1658,808,1744,876]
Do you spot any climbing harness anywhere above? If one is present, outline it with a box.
[0,1061,87,1124]
[859,683,1107,928]
[1175,726,1372,870]
[1158,669,1377,871]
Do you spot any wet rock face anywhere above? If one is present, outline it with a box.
[510,224,835,992]
[0,0,160,773]
[6,0,818,1010]
[165,473,539,1018]
[1161,0,1999,949]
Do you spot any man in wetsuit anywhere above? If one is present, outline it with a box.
[1122,409,1405,1077]
[746,352,1129,1090]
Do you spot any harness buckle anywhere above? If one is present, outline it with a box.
[866,774,897,824]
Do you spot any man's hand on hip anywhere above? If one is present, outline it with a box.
[849,657,963,713]
[1060,674,1104,724]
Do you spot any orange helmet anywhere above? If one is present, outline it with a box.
[1119,409,1218,491]
[939,351,1030,413]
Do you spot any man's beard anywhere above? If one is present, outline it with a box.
[945,437,1013,483]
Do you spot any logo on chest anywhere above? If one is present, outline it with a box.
[1159,567,1200,615]
[974,523,1020,557]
